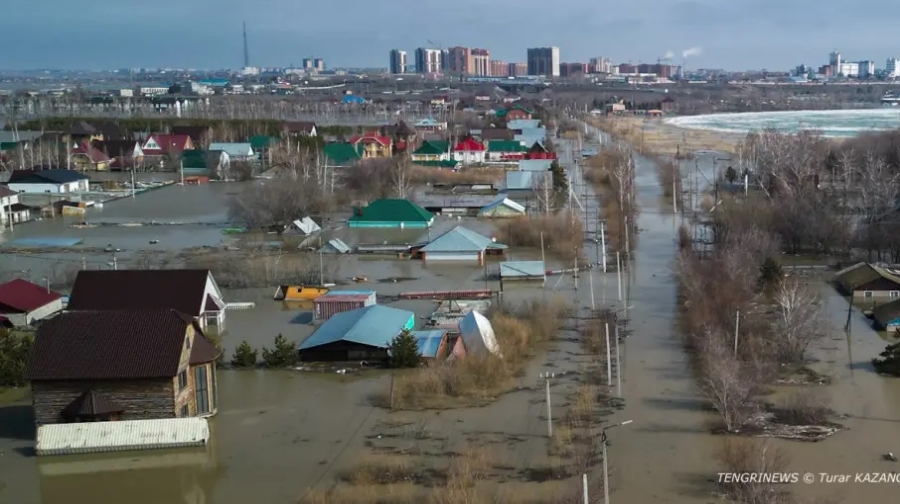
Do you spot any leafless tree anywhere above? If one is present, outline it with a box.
[227,168,331,233]
[531,171,554,214]
[772,278,825,364]
[700,335,761,432]
[392,157,413,199]
[715,438,792,504]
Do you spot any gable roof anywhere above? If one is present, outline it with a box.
[25,309,207,381]
[144,134,192,155]
[0,279,62,313]
[454,138,486,152]
[350,134,392,146]
[421,226,507,253]
[518,159,553,171]
[7,169,89,185]
[93,140,142,157]
[71,142,110,163]
[480,197,526,214]
[283,121,317,134]
[837,262,900,290]
[299,305,414,350]
[67,269,216,316]
[63,390,123,418]
[0,186,16,198]
[350,199,434,223]
[528,141,549,153]
[208,143,254,157]
[480,128,514,141]
[413,141,450,156]
[487,140,525,153]
[322,142,362,166]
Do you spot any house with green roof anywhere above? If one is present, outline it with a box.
[486,140,527,162]
[348,199,435,229]
[322,142,361,168]
[249,135,278,152]
[181,149,230,178]
[410,140,450,163]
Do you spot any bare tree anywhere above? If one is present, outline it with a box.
[531,171,554,214]
[228,168,331,233]
[715,438,792,504]
[392,157,413,199]
[700,335,760,432]
[772,278,824,364]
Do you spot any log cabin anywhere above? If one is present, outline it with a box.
[24,309,221,426]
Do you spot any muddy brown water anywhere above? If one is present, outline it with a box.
[3,130,900,503]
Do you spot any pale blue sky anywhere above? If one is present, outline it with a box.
[0,0,891,70]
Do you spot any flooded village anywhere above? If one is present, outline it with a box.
[2,93,900,504]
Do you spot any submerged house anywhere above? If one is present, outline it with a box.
[418,226,507,263]
[285,216,321,235]
[24,309,221,425]
[66,269,227,332]
[0,278,64,326]
[835,262,900,301]
[298,305,415,361]
[348,199,435,228]
[322,142,362,168]
[458,311,501,357]
[273,285,329,301]
[411,329,466,363]
[873,299,900,333]
[478,197,526,218]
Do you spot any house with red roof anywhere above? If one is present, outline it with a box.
[141,134,195,157]
[349,133,393,158]
[526,141,557,160]
[70,142,111,171]
[452,137,487,165]
[0,278,64,327]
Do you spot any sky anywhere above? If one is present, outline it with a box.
[0,0,894,71]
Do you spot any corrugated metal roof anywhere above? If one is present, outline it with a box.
[500,261,546,278]
[518,159,553,172]
[480,197,526,214]
[208,143,254,157]
[412,330,447,358]
[300,305,415,350]
[317,291,376,304]
[505,171,536,190]
[421,226,507,253]
[36,418,210,456]
[320,238,351,253]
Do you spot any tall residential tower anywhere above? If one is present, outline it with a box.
[527,47,560,76]
[389,49,407,74]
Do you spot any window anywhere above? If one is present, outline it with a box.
[195,366,210,415]
[180,404,189,417]
[864,291,874,298]
[185,336,191,350]
[178,370,188,391]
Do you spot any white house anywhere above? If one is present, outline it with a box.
[452,138,487,165]
[6,169,90,194]
[209,143,255,161]
[0,186,30,224]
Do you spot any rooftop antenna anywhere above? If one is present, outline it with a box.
[243,22,250,68]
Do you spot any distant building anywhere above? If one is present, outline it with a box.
[560,63,587,77]
[471,48,490,76]
[859,60,875,78]
[389,49,407,74]
[491,60,508,77]
[508,62,527,77]
[887,58,900,78]
[313,59,325,71]
[589,57,612,73]
[447,47,473,75]
[527,47,560,77]
[415,48,442,74]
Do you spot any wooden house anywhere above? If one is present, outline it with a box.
[836,262,900,301]
[24,309,221,426]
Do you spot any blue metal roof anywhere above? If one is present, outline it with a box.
[505,171,536,190]
[208,143,254,157]
[518,159,553,172]
[500,261,546,277]
[299,305,414,350]
[411,330,447,358]
[480,197,526,213]
[420,226,507,253]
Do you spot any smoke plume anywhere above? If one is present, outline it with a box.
[682,47,702,58]
[664,50,675,59]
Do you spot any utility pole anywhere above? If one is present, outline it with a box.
[601,220,607,273]
[540,231,547,288]
[605,322,612,386]
[81,256,87,270]
[112,254,118,271]
[583,473,589,504]
[180,159,185,185]
[734,309,740,357]
[602,420,634,504]
[615,323,622,397]
[589,268,595,311]
[616,252,622,302]
[319,237,324,286]
[131,167,136,198]
[541,372,555,437]
[624,215,630,260]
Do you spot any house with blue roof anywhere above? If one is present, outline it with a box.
[410,329,466,363]
[418,226,507,263]
[342,95,366,105]
[208,143,256,161]
[414,118,447,132]
[298,305,415,361]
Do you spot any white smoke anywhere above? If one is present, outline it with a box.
[682,47,702,58]
[664,50,675,60]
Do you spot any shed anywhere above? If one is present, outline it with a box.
[500,261,546,281]
[411,329,450,361]
[458,311,501,357]
[314,290,377,321]
[299,305,415,361]
[319,238,351,254]
[285,216,321,235]
[273,286,328,301]
[0,278,64,326]
[348,199,435,228]
[6,169,90,194]
[479,197,526,218]
[835,262,900,301]
[873,299,900,332]
[518,159,553,172]
[208,143,255,159]
[36,418,210,456]
[419,226,507,263]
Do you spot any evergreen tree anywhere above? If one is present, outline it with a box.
[756,257,784,294]
[231,340,259,368]
[725,166,737,184]
[262,333,298,368]
[551,161,569,193]
[0,329,33,387]
[388,329,421,368]
[873,341,900,376]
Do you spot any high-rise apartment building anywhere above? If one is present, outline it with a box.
[389,49,407,74]
[589,57,612,73]
[527,47,560,76]
[491,60,509,77]
[415,48,442,74]
[887,58,900,78]
[471,48,490,76]
[447,47,473,75]
[313,58,325,72]
[508,62,527,77]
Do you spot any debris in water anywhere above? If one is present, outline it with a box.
[149,240,160,244]
[884,453,897,462]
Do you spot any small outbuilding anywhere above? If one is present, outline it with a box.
[314,290,377,321]
[478,197,526,218]
[348,199,435,229]
[411,329,451,362]
[298,305,415,361]
[458,311,501,357]
[500,261,546,281]
[0,279,64,326]
[285,217,321,235]
[873,299,900,333]
[318,238,351,254]
[419,226,507,263]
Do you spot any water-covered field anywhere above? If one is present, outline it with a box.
[667,108,900,137]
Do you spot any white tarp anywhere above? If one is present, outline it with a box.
[458,311,501,357]
[287,216,321,235]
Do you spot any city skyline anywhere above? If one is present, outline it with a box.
[1,0,897,70]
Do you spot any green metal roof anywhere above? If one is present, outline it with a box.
[416,160,458,168]
[487,140,525,152]
[181,149,216,169]
[322,143,361,166]
[249,135,277,150]
[412,140,449,155]
[349,199,434,223]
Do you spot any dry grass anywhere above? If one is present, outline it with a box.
[584,115,739,157]
[410,165,504,185]
[658,160,683,204]
[300,483,420,504]
[583,149,638,254]
[495,212,584,261]
[382,297,569,410]
[774,389,831,426]
[338,455,420,485]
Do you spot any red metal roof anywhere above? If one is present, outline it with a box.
[0,278,62,313]
[315,294,372,303]
[350,134,392,146]
[143,134,192,155]
[71,142,110,163]
[454,138,486,152]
